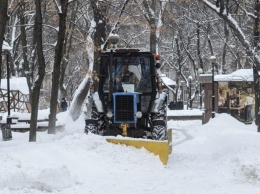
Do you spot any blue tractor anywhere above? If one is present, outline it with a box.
[85,48,168,141]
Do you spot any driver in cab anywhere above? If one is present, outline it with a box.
[121,64,134,83]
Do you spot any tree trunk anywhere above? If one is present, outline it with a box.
[222,22,229,73]
[48,0,69,134]
[206,24,214,57]
[150,18,157,54]
[143,0,162,54]
[19,2,32,94]
[29,0,46,142]
[0,0,8,81]
[59,1,79,98]
[253,0,260,132]
[91,0,107,91]
[197,23,203,71]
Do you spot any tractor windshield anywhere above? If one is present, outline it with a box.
[100,55,152,93]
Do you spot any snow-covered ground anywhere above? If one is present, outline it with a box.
[168,108,203,116]
[1,111,260,194]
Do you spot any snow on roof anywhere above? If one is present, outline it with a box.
[0,77,29,94]
[2,40,12,51]
[215,69,253,82]
[199,69,254,82]
[160,74,176,86]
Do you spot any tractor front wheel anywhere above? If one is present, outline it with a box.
[152,120,167,140]
[85,106,106,134]
[85,119,98,134]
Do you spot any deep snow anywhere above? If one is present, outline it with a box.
[1,111,260,194]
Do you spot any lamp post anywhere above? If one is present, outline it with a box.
[188,76,192,109]
[210,56,216,118]
[6,53,11,117]
[198,68,203,109]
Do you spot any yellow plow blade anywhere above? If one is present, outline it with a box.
[106,128,172,165]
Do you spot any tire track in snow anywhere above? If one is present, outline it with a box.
[172,128,193,146]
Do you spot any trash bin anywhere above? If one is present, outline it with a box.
[2,127,12,140]
[1,117,12,141]
[168,101,175,110]
[176,101,184,110]
[168,101,184,110]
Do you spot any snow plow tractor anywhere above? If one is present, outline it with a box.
[85,47,172,164]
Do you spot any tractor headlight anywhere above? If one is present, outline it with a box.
[106,111,113,119]
[136,111,142,118]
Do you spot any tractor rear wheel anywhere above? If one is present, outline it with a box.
[151,100,167,140]
[152,120,167,140]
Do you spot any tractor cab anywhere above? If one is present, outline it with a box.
[99,50,154,94]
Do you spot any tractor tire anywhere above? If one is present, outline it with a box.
[85,119,98,134]
[85,106,106,134]
[91,107,107,131]
[151,100,167,140]
[152,120,167,140]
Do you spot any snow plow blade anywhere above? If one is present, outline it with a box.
[106,128,172,165]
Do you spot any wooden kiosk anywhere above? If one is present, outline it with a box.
[199,69,254,124]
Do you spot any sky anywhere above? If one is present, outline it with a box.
[1,110,260,194]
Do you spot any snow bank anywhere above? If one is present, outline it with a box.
[0,112,260,193]
[169,113,260,193]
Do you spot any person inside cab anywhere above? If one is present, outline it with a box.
[121,64,137,84]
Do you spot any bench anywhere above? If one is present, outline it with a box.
[10,123,33,132]
[9,122,64,132]
[36,121,64,132]
[1,113,64,132]
[167,115,203,120]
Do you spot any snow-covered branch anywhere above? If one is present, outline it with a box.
[203,0,259,66]
[52,0,62,14]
